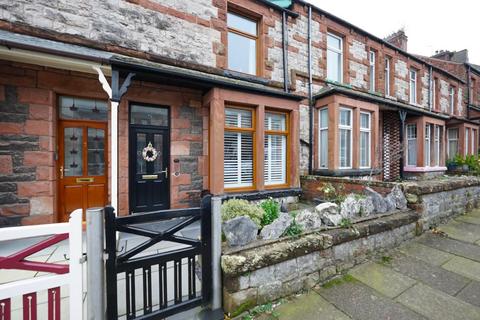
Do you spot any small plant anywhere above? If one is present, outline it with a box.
[322,274,356,289]
[260,198,280,227]
[381,255,392,265]
[221,199,264,227]
[283,218,303,237]
[339,218,353,228]
[242,302,279,320]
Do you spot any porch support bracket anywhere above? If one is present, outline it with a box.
[93,66,135,213]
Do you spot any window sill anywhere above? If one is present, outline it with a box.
[312,168,382,177]
[403,166,447,172]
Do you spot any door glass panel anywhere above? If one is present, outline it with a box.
[130,105,168,126]
[87,128,105,176]
[153,134,163,173]
[59,96,107,121]
[136,133,147,174]
[64,128,83,176]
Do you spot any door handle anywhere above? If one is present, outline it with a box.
[60,166,64,179]
[160,167,168,178]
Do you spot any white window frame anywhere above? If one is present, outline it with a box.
[465,128,470,156]
[264,112,287,186]
[338,107,353,169]
[424,124,431,167]
[409,69,417,104]
[318,107,329,169]
[447,128,459,160]
[406,124,417,166]
[359,111,371,168]
[434,125,440,166]
[384,57,391,96]
[369,51,376,92]
[327,33,343,83]
[449,87,455,114]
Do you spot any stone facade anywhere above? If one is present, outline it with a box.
[394,60,409,102]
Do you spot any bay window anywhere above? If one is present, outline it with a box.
[264,112,288,186]
[224,107,254,188]
[327,33,343,83]
[406,124,417,166]
[434,125,441,166]
[447,128,459,160]
[227,12,258,75]
[318,108,329,168]
[339,108,352,168]
[359,112,371,168]
[424,124,431,166]
[409,69,417,104]
[465,128,470,156]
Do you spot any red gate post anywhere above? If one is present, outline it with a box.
[0,298,11,320]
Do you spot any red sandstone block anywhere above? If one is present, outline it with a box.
[23,151,53,166]
[29,104,52,121]
[172,118,190,129]
[25,120,51,136]
[171,141,190,156]
[172,173,191,186]
[0,203,30,216]
[36,166,54,181]
[22,214,54,226]
[18,87,51,104]
[0,122,23,134]
[0,155,12,174]
[38,136,54,152]
[18,181,52,197]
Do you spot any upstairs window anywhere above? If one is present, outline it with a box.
[384,57,391,96]
[327,33,343,83]
[318,108,329,168]
[409,69,417,104]
[406,124,417,166]
[227,12,257,75]
[264,112,288,186]
[449,87,455,114]
[338,108,352,168]
[369,51,376,92]
[224,107,254,188]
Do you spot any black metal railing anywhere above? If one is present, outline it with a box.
[105,196,212,319]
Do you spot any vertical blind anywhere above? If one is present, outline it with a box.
[224,107,254,188]
[264,112,287,185]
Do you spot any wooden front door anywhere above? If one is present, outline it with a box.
[129,104,170,213]
[58,121,108,221]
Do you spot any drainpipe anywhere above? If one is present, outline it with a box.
[307,4,313,175]
[467,64,471,119]
[428,66,433,111]
[282,11,289,92]
[399,110,407,180]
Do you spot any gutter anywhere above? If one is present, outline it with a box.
[256,0,299,17]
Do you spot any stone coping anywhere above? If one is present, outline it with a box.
[401,175,480,195]
[300,175,398,189]
[221,210,418,277]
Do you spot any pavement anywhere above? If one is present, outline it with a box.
[261,208,480,320]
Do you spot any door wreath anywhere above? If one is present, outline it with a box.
[142,142,158,162]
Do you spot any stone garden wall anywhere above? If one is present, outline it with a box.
[221,211,418,315]
[403,176,480,230]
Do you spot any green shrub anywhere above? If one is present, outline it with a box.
[283,219,303,237]
[221,199,264,227]
[260,198,280,226]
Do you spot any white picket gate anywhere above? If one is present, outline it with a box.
[0,209,84,320]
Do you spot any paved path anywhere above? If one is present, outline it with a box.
[271,209,480,320]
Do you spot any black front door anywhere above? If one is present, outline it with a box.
[129,104,170,213]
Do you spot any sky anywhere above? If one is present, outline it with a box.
[306,0,480,63]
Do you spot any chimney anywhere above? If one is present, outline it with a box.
[431,49,469,63]
[384,29,408,52]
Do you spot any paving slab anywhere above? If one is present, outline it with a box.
[274,292,350,320]
[442,256,480,282]
[455,215,480,225]
[317,280,426,320]
[468,209,480,218]
[396,242,454,266]
[387,255,470,296]
[438,221,480,243]
[417,233,480,262]
[396,283,480,320]
[349,262,417,298]
[456,280,480,308]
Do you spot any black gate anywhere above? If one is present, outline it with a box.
[105,196,212,319]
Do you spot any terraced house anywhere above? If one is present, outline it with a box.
[0,0,478,226]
